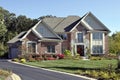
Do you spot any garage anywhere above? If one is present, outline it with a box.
[9,48,19,58]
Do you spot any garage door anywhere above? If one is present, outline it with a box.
[10,48,19,58]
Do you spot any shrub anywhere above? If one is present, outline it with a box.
[90,56,102,60]
[90,70,99,77]
[20,58,26,63]
[12,58,19,62]
[73,54,81,60]
[117,60,120,69]
[104,53,118,59]
[28,57,36,62]
[64,50,71,57]
[57,54,64,59]
[0,50,5,57]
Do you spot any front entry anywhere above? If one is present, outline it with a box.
[77,45,84,56]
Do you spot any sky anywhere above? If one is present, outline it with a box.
[0,0,120,35]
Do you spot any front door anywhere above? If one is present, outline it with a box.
[77,45,84,56]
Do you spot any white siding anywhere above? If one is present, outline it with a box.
[92,41,103,45]
[35,23,57,38]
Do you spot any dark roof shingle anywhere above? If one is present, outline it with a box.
[7,31,26,43]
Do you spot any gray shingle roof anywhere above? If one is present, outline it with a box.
[42,16,80,32]
[7,31,26,43]
[42,17,64,29]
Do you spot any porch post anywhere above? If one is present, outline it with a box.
[90,32,93,54]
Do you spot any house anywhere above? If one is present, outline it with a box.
[7,12,110,58]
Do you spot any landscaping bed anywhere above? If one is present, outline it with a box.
[12,52,120,79]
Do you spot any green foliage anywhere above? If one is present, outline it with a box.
[0,50,5,57]
[25,59,120,79]
[0,43,7,58]
[0,8,7,38]
[0,6,39,57]
[20,58,26,63]
[117,60,120,69]
[90,56,103,60]
[64,50,71,56]
[109,32,120,54]
[73,54,82,60]
[0,24,7,37]
[64,50,72,59]
[12,58,19,62]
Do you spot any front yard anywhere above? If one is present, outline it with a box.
[24,59,120,79]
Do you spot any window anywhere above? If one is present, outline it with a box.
[27,42,36,53]
[93,32,103,40]
[77,33,83,43]
[47,45,55,53]
[58,34,67,40]
[92,45,103,54]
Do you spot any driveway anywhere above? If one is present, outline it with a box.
[0,60,92,80]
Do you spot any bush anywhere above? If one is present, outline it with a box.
[104,53,118,59]
[0,50,5,57]
[90,56,102,60]
[64,50,71,57]
[117,60,120,69]
[73,54,82,60]
[28,57,36,62]
[12,58,19,62]
[57,54,64,59]
[20,58,26,63]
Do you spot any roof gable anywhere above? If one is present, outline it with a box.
[34,22,59,38]
[81,12,110,32]
[13,20,62,42]
[31,20,62,40]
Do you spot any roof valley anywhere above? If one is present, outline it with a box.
[53,18,66,31]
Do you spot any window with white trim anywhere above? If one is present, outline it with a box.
[27,41,37,53]
[92,45,103,54]
[93,32,103,40]
[77,32,83,43]
[47,45,55,53]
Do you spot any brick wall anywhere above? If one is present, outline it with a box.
[23,31,61,54]
[105,34,109,54]
[40,42,61,54]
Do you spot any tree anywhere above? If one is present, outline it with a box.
[109,32,120,54]
[0,8,7,37]
[38,15,56,20]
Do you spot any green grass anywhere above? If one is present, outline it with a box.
[25,59,117,73]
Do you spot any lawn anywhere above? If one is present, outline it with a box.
[25,59,117,73]
[23,58,120,79]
